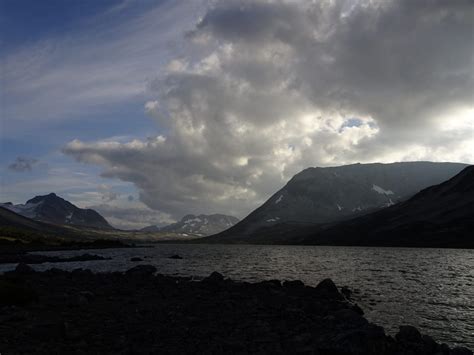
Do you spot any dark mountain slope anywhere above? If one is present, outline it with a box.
[0,206,90,244]
[203,165,473,248]
[0,207,128,249]
[0,207,64,234]
[1,193,113,230]
[299,165,474,248]
[213,162,467,240]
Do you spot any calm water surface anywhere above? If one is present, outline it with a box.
[2,244,473,349]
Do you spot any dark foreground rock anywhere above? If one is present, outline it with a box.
[0,267,471,355]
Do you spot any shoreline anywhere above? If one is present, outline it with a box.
[0,264,471,354]
[0,239,134,265]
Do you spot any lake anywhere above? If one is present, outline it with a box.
[2,244,473,349]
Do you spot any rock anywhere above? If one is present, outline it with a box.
[203,272,224,284]
[282,280,305,289]
[315,278,342,298]
[341,286,352,299]
[259,280,281,288]
[0,280,37,306]
[451,347,473,355]
[130,257,143,262]
[422,334,437,353]
[14,262,35,274]
[331,328,386,354]
[350,303,364,315]
[439,343,451,354]
[72,268,93,277]
[79,291,95,302]
[69,294,89,307]
[0,268,469,354]
[395,325,422,344]
[125,265,157,277]
[62,321,82,340]
[169,255,183,259]
[334,309,367,322]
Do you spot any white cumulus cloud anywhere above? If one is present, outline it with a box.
[64,0,474,219]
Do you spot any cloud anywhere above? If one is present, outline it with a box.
[8,157,38,172]
[97,184,119,202]
[2,1,205,134]
[64,0,474,219]
[88,203,173,230]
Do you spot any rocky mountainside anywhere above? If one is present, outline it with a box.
[1,193,113,230]
[213,162,467,239]
[204,165,473,248]
[142,214,239,236]
[297,164,474,247]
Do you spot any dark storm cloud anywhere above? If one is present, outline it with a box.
[64,0,474,219]
[8,157,38,172]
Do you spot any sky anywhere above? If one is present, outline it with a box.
[1,0,473,229]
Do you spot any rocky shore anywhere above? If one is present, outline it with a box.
[0,253,111,265]
[0,265,471,355]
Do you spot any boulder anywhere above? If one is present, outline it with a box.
[315,278,342,299]
[395,325,422,344]
[333,309,368,324]
[259,280,281,288]
[451,347,473,355]
[130,257,143,262]
[341,286,352,299]
[79,291,95,302]
[282,280,305,289]
[421,334,437,353]
[203,272,224,284]
[14,262,35,274]
[0,280,37,305]
[169,255,183,259]
[350,303,364,315]
[125,265,157,277]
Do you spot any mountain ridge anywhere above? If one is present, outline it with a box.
[142,213,239,236]
[1,193,113,230]
[201,165,473,248]
[204,161,468,244]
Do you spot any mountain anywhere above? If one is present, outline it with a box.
[0,206,131,248]
[1,193,113,230]
[207,161,467,241]
[0,206,66,236]
[142,214,239,236]
[203,165,473,248]
[297,164,474,247]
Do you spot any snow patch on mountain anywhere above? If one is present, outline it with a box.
[372,184,394,195]
[144,214,240,236]
[184,217,202,224]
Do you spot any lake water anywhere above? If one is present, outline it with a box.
[2,244,473,349]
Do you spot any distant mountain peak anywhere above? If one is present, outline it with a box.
[141,213,239,236]
[1,193,113,230]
